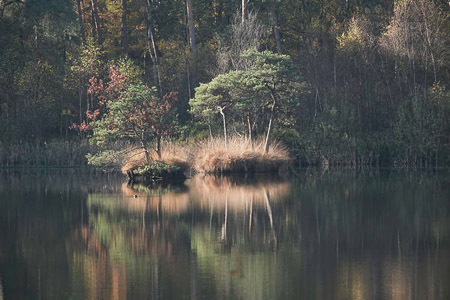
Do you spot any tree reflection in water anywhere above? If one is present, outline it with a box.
[0,277,4,300]
[71,175,291,299]
[0,170,449,299]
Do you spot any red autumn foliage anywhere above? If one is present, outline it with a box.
[70,64,178,144]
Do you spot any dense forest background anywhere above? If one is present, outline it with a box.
[0,0,449,167]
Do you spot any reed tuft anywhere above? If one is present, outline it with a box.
[193,137,290,174]
[121,137,290,175]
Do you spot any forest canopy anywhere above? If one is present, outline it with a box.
[0,0,449,167]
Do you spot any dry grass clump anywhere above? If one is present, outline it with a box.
[121,148,147,174]
[156,142,193,171]
[193,137,290,174]
[119,176,291,214]
[121,143,191,175]
[120,137,290,176]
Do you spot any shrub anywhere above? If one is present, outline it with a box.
[121,142,191,175]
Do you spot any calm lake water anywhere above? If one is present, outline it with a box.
[0,169,449,300]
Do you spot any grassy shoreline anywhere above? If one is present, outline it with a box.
[0,141,96,168]
[1,138,448,174]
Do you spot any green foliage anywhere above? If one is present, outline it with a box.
[391,84,450,164]
[85,64,177,155]
[175,121,210,142]
[132,161,181,176]
[298,105,360,164]
[190,49,309,141]
[190,70,244,119]
[1,0,450,166]
[337,15,375,56]
[68,38,105,86]
[115,57,143,85]
[240,49,309,108]
[0,0,80,141]
[91,83,158,146]
[86,150,123,169]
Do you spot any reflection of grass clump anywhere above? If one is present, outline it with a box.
[187,175,291,211]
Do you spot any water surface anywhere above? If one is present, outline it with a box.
[0,169,449,299]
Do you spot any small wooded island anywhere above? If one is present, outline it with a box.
[80,50,296,182]
[0,0,449,172]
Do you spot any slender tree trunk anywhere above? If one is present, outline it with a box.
[269,3,282,54]
[90,0,95,36]
[90,89,94,111]
[429,48,437,84]
[121,0,128,55]
[264,93,276,153]
[140,139,151,165]
[186,63,192,98]
[145,0,162,92]
[91,0,103,45]
[208,121,213,140]
[424,16,437,83]
[86,89,90,123]
[186,0,196,52]
[76,0,85,42]
[0,1,5,20]
[34,25,38,48]
[241,0,247,24]
[78,85,83,124]
[421,6,437,83]
[247,114,253,148]
[333,47,337,88]
[156,135,161,159]
[218,106,227,148]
